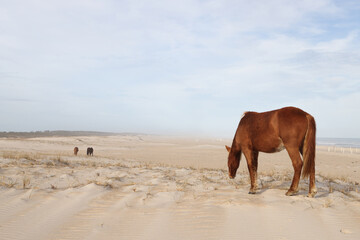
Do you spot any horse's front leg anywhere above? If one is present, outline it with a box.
[253,150,259,190]
[243,149,258,194]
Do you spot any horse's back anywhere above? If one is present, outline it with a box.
[277,107,309,119]
[235,107,312,152]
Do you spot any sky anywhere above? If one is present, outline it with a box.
[1,0,360,138]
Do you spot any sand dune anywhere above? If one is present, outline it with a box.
[0,135,359,239]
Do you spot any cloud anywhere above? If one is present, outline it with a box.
[290,91,360,138]
[0,1,360,137]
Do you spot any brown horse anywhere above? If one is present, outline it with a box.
[226,106,317,197]
[74,147,79,156]
[87,147,93,156]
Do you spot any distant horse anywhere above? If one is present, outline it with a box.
[226,107,317,197]
[74,147,79,156]
[87,147,93,156]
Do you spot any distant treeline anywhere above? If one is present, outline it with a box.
[0,131,137,138]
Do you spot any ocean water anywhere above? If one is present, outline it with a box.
[317,138,360,148]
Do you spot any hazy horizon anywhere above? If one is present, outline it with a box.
[2,130,360,141]
[1,1,360,138]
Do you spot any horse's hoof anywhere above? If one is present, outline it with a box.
[285,190,298,196]
[307,189,317,198]
[248,190,256,194]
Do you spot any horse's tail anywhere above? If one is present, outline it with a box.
[302,114,316,179]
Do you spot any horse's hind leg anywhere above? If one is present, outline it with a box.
[285,147,303,196]
[308,162,317,198]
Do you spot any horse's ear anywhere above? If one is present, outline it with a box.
[225,145,231,153]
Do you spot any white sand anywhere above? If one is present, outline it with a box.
[0,135,359,240]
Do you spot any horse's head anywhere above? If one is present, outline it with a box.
[226,145,240,179]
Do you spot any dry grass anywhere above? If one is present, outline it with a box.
[1,149,359,198]
[175,179,189,191]
[93,180,114,189]
[328,182,334,193]
[23,176,30,189]
[51,156,70,166]
[2,151,39,162]
[323,199,333,208]
[0,150,165,170]
[0,177,17,188]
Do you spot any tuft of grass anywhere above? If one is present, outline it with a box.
[329,182,333,193]
[2,151,39,162]
[323,199,333,208]
[23,176,30,189]
[259,180,272,190]
[22,153,37,162]
[89,179,115,189]
[2,151,18,159]
[52,156,70,166]
[143,189,153,201]
[103,182,114,189]
[45,161,55,167]
[176,180,188,191]
[0,177,17,188]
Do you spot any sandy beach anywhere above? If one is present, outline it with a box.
[0,135,359,240]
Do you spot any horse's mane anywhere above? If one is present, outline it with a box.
[241,111,256,119]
